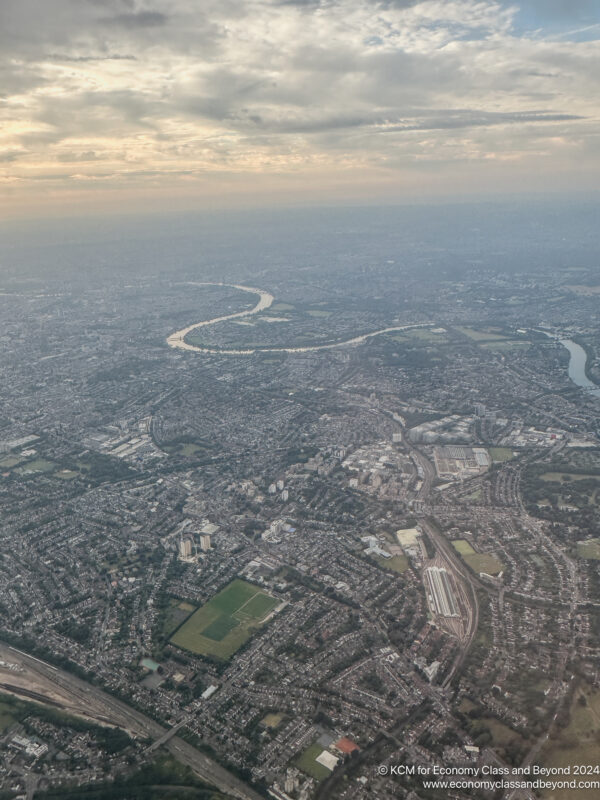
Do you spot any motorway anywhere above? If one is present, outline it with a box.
[0,642,263,800]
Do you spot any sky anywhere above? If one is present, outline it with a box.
[1,0,599,217]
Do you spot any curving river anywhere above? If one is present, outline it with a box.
[167,282,429,355]
[559,338,600,399]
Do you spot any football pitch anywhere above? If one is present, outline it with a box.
[170,579,279,659]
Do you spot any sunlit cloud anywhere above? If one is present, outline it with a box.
[0,0,598,214]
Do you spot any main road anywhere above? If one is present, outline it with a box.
[0,642,263,800]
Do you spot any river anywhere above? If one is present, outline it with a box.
[166,282,429,355]
[559,338,600,399]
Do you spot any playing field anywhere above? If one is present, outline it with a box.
[375,555,409,574]
[577,538,600,560]
[170,579,278,659]
[541,685,600,799]
[295,743,332,781]
[453,539,476,555]
[488,447,514,463]
[463,553,503,576]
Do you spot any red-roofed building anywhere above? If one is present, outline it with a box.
[334,737,360,755]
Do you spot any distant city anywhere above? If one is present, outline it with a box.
[0,201,599,800]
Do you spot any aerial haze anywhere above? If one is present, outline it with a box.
[1,3,600,800]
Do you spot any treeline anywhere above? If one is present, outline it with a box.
[35,755,228,799]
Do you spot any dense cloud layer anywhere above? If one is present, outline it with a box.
[0,0,598,213]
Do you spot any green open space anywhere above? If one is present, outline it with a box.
[406,328,448,343]
[36,754,230,799]
[489,447,514,463]
[241,592,279,618]
[374,555,409,574]
[0,692,131,753]
[162,441,212,458]
[55,469,78,480]
[0,454,25,468]
[464,488,483,502]
[202,615,240,641]
[16,458,55,475]
[386,333,409,343]
[483,717,523,748]
[463,553,503,576]
[577,538,600,560]
[162,599,197,637]
[479,340,529,351]
[541,686,600,799]
[306,309,332,318]
[457,327,509,341]
[295,742,332,781]
[0,699,18,732]
[271,302,295,311]
[170,579,277,660]
[453,541,502,575]
[540,472,599,483]
[458,697,477,714]
[211,580,259,614]
[261,712,285,729]
[524,457,600,516]
[453,539,476,555]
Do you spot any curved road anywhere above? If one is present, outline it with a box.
[0,642,262,800]
[166,282,430,355]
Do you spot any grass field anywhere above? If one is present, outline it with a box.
[163,442,211,457]
[170,579,278,659]
[457,327,509,341]
[0,700,18,732]
[261,712,285,729]
[577,538,600,560]
[452,541,502,574]
[306,309,332,318]
[463,553,503,575]
[0,454,24,468]
[55,469,78,480]
[374,555,409,573]
[540,472,598,482]
[484,717,523,748]
[162,599,197,636]
[295,743,332,781]
[479,340,528,351]
[541,686,600,799]
[387,333,408,343]
[453,539,476,555]
[17,458,55,475]
[406,328,448,343]
[489,447,514,463]
[459,697,477,714]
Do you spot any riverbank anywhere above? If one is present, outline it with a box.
[166,283,430,355]
[558,338,600,399]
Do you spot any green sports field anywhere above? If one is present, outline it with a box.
[170,579,278,659]
[453,539,476,555]
[577,538,600,560]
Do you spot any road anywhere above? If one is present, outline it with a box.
[0,642,263,800]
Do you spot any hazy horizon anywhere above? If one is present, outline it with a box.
[1,0,599,219]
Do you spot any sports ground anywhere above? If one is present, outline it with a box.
[170,579,278,659]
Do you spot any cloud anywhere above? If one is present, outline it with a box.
[0,0,598,212]
[101,11,168,27]
[44,53,137,62]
